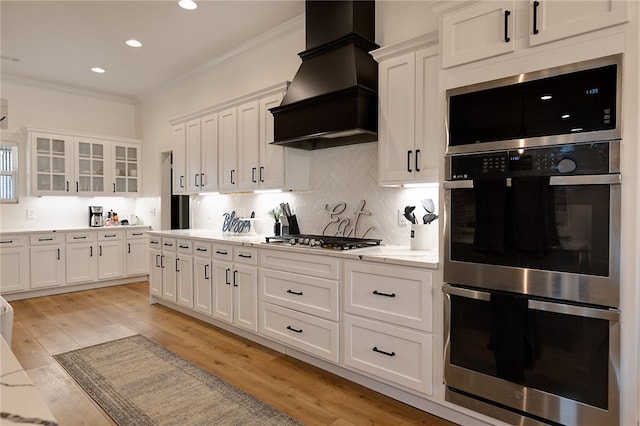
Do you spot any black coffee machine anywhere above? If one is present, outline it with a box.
[89,206,104,227]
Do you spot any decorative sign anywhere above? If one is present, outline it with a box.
[323,200,374,238]
[222,211,251,233]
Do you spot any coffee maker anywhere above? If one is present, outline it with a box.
[89,206,104,227]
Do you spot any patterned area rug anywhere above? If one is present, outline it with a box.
[54,335,303,426]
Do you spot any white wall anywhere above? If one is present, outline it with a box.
[0,78,138,230]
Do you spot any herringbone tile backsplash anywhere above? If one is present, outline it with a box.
[192,142,440,247]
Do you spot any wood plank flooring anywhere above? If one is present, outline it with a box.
[9,282,456,426]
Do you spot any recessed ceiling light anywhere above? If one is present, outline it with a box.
[91,67,106,74]
[178,0,197,10]
[126,39,142,48]
[540,94,552,101]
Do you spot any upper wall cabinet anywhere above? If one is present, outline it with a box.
[171,82,309,195]
[172,124,187,194]
[373,34,442,185]
[439,0,629,68]
[29,130,142,197]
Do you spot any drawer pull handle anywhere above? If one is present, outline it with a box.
[216,250,228,255]
[132,232,144,236]
[225,268,231,285]
[0,240,13,244]
[105,234,117,238]
[532,0,540,35]
[196,247,208,252]
[39,237,54,241]
[128,243,131,254]
[179,245,189,249]
[164,242,174,247]
[233,270,238,287]
[238,253,252,259]
[372,347,396,357]
[372,290,396,298]
[286,289,303,296]
[504,10,511,43]
[150,239,159,244]
[73,236,87,240]
[204,264,210,280]
[286,325,303,334]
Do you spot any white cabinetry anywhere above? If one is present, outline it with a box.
[211,244,258,333]
[218,108,238,192]
[176,239,194,308]
[0,235,29,293]
[193,241,213,315]
[112,143,140,195]
[126,230,148,276]
[186,114,218,193]
[30,133,74,195]
[29,130,141,197]
[172,124,187,194]
[74,138,109,195]
[65,231,98,284]
[30,233,65,289]
[237,100,260,191]
[149,237,163,297]
[160,238,178,302]
[343,261,433,394]
[97,230,125,280]
[260,250,340,363]
[373,35,441,185]
[439,0,629,68]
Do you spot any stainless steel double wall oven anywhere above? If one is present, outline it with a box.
[443,55,622,426]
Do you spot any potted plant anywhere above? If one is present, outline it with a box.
[269,207,282,236]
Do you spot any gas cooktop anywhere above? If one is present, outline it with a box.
[264,234,382,250]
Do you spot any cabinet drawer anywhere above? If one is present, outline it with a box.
[30,233,63,245]
[0,234,28,247]
[261,303,339,363]
[260,269,338,321]
[212,244,232,261]
[344,261,433,332]
[193,242,212,258]
[234,247,257,265]
[343,314,432,395]
[162,237,177,251]
[98,230,124,241]
[149,236,161,249]
[177,239,193,254]
[65,232,96,243]
[260,250,340,280]
[126,229,147,239]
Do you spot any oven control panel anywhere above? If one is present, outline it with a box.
[447,141,617,180]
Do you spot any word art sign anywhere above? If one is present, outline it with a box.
[222,211,251,233]
[323,200,374,238]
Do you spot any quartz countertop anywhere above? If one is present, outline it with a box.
[1,337,58,426]
[0,225,151,236]
[148,229,439,269]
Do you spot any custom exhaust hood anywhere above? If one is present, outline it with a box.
[270,0,379,150]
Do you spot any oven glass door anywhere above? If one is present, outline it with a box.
[449,180,613,277]
[444,285,620,425]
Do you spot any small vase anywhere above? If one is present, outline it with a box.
[274,222,281,236]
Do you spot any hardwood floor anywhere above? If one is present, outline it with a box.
[9,282,456,426]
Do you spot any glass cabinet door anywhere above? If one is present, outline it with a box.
[113,143,139,194]
[76,139,107,194]
[32,134,72,194]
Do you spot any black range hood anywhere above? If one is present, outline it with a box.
[270,0,379,150]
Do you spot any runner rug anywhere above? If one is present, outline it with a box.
[53,334,303,426]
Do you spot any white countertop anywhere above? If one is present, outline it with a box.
[0,337,58,426]
[0,225,151,236]
[148,229,439,269]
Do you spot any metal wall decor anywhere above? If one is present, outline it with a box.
[323,200,374,238]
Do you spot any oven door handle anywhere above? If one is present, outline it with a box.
[443,284,620,321]
[443,174,621,189]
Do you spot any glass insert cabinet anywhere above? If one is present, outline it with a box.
[29,131,141,196]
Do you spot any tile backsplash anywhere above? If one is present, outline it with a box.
[191,142,440,247]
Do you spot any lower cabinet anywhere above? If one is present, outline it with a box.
[126,230,148,276]
[259,250,340,363]
[161,238,178,302]
[30,233,65,289]
[97,230,125,280]
[65,231,98,284]
[211,244,258,333]
[342,260,434,395]
[149,242,163,298]
[176,239,193,308]
[0,235,29,293]
[193,241,213,315]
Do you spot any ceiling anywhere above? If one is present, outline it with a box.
[0,1,304,101]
